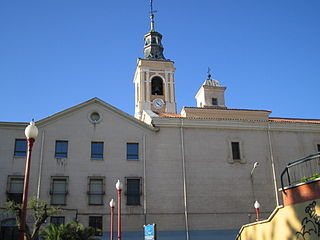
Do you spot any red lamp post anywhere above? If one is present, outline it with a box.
[254,200,260,221]
[116,180,123,240]
[109,199,115,240]
[19,121,38,240]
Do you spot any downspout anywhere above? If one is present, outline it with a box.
[36,131,45,200]
[143,134,147,224]
[267,121,279,207]
[180,119,190,240]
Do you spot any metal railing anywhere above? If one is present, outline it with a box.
[280,152,320,192]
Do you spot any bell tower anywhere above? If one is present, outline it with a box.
[195,70,227,109]
[134,0,176,119]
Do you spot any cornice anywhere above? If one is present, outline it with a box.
[151,118,320,132]
[0,122,27,128]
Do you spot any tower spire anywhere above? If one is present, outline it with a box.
[143,0,165,60]
[149,0,157,31]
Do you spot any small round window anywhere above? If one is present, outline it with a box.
[90,112,101,123]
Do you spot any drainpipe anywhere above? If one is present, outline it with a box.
[267,121,280,207]
[143,135,147,225]
[36,131,45,199]
[180,119,190,240]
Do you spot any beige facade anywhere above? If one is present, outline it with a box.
[1,94,320,239]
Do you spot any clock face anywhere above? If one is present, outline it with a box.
[153,98,165,109]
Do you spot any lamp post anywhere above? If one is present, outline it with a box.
[20,121,38,240]
[116,180,123,240]
[254,200,260,221]
[250,161,259,221]
[109,199,115,240]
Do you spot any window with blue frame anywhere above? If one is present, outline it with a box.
[127,143,139,160]
[91,142,104,159]
[55,141,68,158]
[14,139,27,156]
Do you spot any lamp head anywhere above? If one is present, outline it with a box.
[116,180,123,190]
[25,121,38,139]
[253,162,259,169]
[109,199,115,208]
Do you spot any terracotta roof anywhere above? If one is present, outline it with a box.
[157,111,320,125]
[269,117,320,124]
[157,113,184,118]
[183,107,271,113]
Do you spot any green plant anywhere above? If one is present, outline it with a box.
[5,197,60,240]
[301,172,320,183]
[301,176,308,183]
[40,221,96,240]
[40,224,68,240]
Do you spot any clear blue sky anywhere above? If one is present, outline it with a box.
[1,0,320,122]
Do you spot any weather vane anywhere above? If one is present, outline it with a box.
[207,67,212,79]
[149,0,157,31]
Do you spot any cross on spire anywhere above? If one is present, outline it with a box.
[207,67,212,79]
[149,0,157,31]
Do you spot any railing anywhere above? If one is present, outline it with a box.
[280,152,320,192]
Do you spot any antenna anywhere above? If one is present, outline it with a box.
[149,0,157,31]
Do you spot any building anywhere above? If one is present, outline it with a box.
[1,5,320,240]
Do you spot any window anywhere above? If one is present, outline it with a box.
[90,112,101,123]
[7,176,24,203]
[14,139,27,156]
[88,178,104,205]
[91,142,104,159]
[50,216,65,225]
[231,142,241,160]
[212,98,218,105]
[50,178,68,205]
[89,216,102,236]
[126,178,141,205]
[55,141,68,158]
[151,76,163,95]
[151,37,157,44]
[317,144,320,152]
[127,143,139,160]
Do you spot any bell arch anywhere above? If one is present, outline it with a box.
[151,76,164,96]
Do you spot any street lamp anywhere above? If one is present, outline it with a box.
[254,200,260,221]
[250,162,259,177]
[109,199,115,240]
[116,180,123,240]
[20,121,38,240]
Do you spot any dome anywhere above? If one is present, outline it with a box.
[203,79,221,87]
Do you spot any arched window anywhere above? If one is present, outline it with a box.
[151,76,163,95]
[152,37,157,44]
